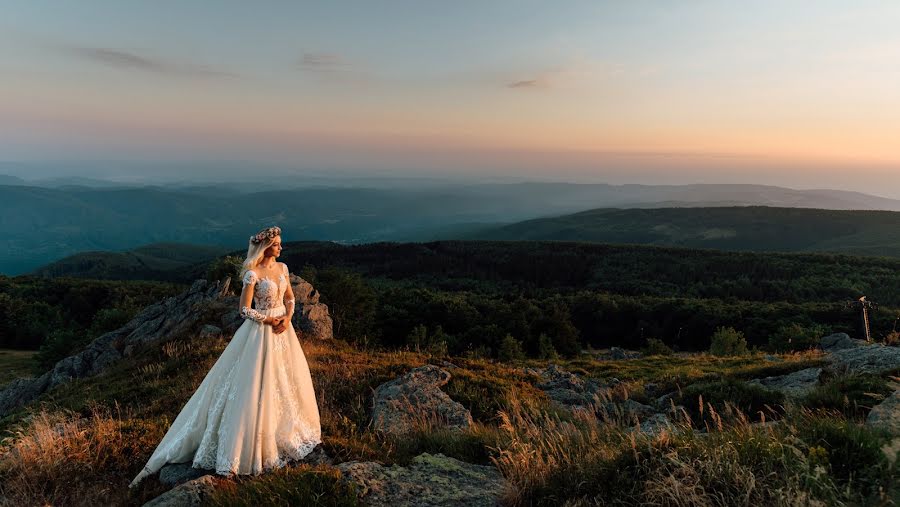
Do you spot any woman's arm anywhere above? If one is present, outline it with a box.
[282,263,295,320]
[239,270,274,325]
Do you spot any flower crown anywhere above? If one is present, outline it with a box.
[250,226,281,244]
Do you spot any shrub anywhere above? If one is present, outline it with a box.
[642,337,674,356]
[709,326,749,357]
[498,334,525,362]
[537,333,559,360]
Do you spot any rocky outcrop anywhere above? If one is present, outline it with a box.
[338,453,507,507]
[748,367,823,398]
[371,365,473,435]
[290,274,334,340]
[867,390,900,436]
[0,280,227,417]
[825,343,900,375]
[142,475,218,507]
[0,276,335,418]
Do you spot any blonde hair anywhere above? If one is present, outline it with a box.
[239,227,280,278]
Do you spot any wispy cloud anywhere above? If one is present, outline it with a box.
[507,79,541,88]
[298,51,350,71]
[66,46,237,79]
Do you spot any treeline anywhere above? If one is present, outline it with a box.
[0,276,184,368]
[284,241,895,359]
[306,271,873,358]
[281,241,900,306]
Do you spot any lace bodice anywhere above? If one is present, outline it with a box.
[240,264,294,322]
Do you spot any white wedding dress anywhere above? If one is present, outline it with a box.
[130,262,321,487]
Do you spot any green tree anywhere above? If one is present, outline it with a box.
[537,333,559,359]
[768,323,827,352]
[498,334,525,362]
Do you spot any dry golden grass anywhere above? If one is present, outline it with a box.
[0,403,168,506]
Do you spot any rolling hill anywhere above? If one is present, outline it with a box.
[468,206,900,257]
[31,243,232,280]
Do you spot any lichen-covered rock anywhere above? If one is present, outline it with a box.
[867,390,900,436]
[820,333,865,351]
[529,364,605,409]
[372,365,473,435]
[747,367,822,398]
[826,343,900,375]
[142,475,218,507]
[337,453,507,507]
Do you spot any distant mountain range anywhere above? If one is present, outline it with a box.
[6,180,900,274]
[469,206,900,257]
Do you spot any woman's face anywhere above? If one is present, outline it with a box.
[264,235,282,258]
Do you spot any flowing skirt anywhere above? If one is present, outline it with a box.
[130,304,321,487]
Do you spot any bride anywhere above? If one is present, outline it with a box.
[129,226,321,487]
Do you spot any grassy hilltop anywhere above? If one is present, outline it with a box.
[1,240,898,504]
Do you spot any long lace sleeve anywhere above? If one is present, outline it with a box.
[241,306,266,322]
[282,263,295,314]
[240,270,266,323]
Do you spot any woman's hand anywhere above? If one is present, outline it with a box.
[272,316,290,334]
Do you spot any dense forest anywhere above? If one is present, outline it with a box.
[10,239,899,365]
[0,276,183,368]
[275,240,897,357]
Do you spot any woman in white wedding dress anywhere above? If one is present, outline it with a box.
[129,226,321,487]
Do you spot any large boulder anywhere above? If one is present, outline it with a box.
[289,274,333,340]
[867,390,900,436]
[338,453,507,507]
[372,365,473,435]
[142,475,218,507]
[825,343,900,375]
[747,367,823,398]
[820,333,866,351]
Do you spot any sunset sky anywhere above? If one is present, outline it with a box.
[2,1,900,193]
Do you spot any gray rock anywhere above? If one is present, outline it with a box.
[747,367,823,398]
[372,365,473,435]
[820,333,866,351]
[300,444,334,466]
[198,325,221,339]
[826,343,900,375]
[158,463,212,487]
[528,363,607,409]
[142,475,217,507]
[629,412,675,437]
[867,390,900,436]
[338,453,507,507]
[289,275,334,340]
[598,399,659,425]
[610,347,642,360]
[763,354,783,362]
